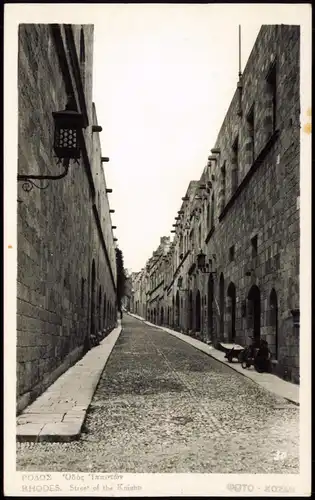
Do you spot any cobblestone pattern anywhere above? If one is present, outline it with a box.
[16,316,299,473]
[17,24,117,411]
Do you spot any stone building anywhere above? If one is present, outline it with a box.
[130,270,147,318]
[17,24,117,413]
[122,274,133,311]
[131,237,171,323]
[135,25,300,384]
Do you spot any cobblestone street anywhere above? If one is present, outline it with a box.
[16,316,299,473]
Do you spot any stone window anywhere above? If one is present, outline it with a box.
[251,235,258,258]
[207,202,211,229]
[210,192,215,228]
[265,62,277,135]
[229,245,235,262]
[231,136,239,194]
[246,104,255,162]
[190,228,195,249]
[219,162,226,212]
[179,234,183,256]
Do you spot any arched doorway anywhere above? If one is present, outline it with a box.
[161,307,164,325]
[153,308,156,324]
[175,291,180,328]
[90,260,96,337]
[208,274,214,341]
[227,282,236,342]
[247,285,261,343]
[219,273,225,340]
[195,290,201,332]
[270,288,278,359]
[188,291,193,330]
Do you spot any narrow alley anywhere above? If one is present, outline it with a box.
[16,315,299,474]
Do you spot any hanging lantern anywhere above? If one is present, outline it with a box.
[52,97,85,161]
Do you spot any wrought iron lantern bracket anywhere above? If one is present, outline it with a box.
[17,96,85,192]
[17,159,71,192]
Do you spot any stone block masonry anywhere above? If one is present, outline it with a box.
[17,24,117,413]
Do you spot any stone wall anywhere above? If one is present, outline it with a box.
[17,24,117,412]
[202,25,300,383]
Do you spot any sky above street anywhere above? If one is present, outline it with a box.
[92,6,261,273]
[5,4,311,274]
[91,4,308,273]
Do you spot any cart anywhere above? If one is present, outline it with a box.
[217,342,246,363]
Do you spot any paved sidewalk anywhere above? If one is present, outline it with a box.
[16,323,122,442]
[128,313,299,406]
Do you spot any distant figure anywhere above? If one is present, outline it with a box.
[255,339,271,372]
